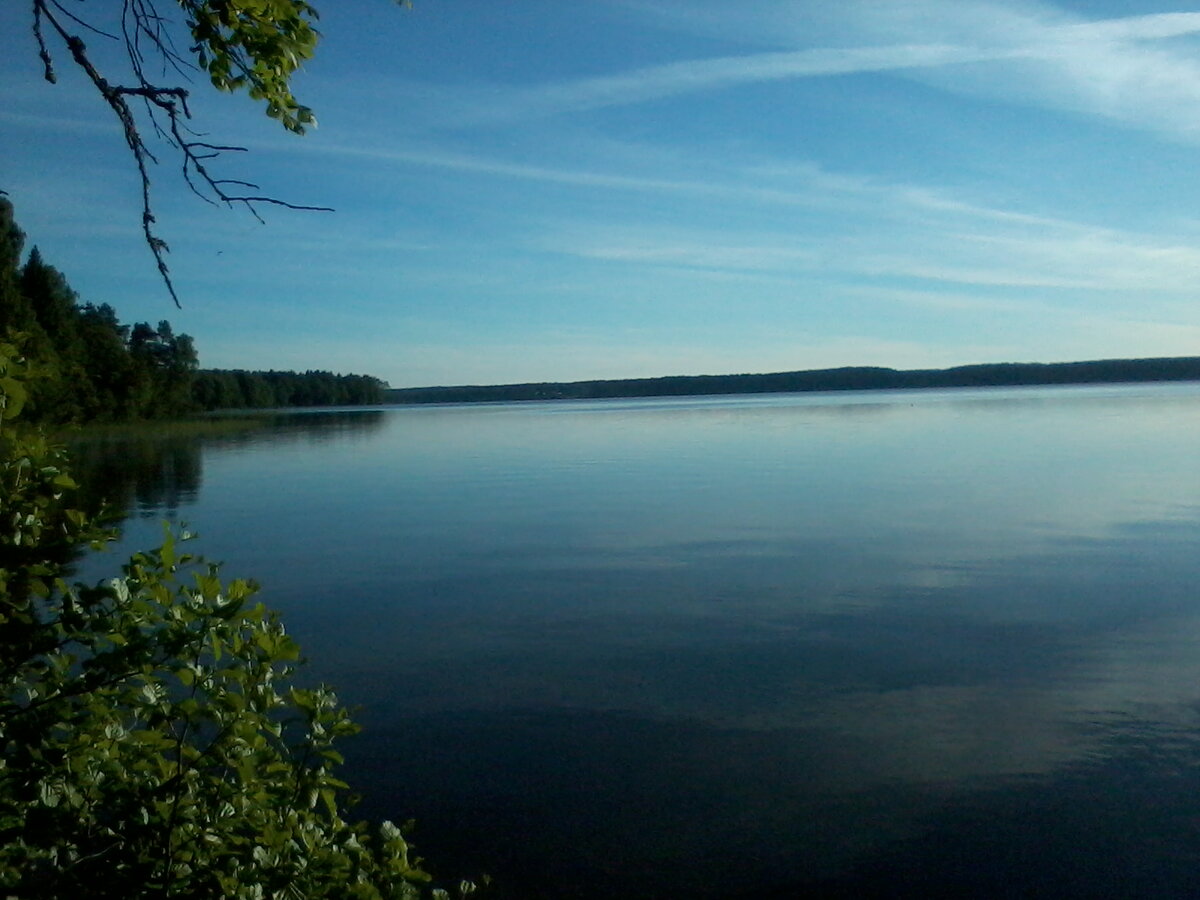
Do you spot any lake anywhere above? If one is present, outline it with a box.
[74,383,1200,897]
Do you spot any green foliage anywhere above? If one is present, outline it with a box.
[0,207,33,339]
[0,199,386,423]
[193,369,388,410]
[0,201,196,424]
[0,343,32,423]
[181,0,322,134]
[179,0,411,133]
[0,343,473,898]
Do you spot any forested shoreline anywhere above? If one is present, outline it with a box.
[0,199,386,424]
[386,357,1200,405]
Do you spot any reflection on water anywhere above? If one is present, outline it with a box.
[67,410,386,519]
[76,386,1200,897]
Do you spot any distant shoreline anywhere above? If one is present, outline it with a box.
[384,356,1200,405]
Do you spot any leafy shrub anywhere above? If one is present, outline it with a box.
[0,337,473,899]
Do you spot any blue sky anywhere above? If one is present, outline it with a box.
[3,0,1200,387]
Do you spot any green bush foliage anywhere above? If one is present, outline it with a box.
[0,337,472,898]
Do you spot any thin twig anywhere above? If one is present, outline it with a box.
[33,1,57,83]
[30,0,333,307]
[47,0,119,40]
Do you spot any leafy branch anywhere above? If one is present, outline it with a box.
[30,0,335,307]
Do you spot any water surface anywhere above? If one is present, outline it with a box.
[77,384,1200,897]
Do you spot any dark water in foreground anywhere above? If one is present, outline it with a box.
[76,384,1200,897]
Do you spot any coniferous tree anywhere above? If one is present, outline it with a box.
[0,200,37,338]
[2,201,383,422]
[18,247,91,422]
[21,248,80,350]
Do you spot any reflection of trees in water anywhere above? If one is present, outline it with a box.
[67,409,387,521]
[221,410,388,448]
[68,434,204,519]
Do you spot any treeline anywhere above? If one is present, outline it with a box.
[0,198,385,423]
[192,369,387,410]
[0,198,197,422]
[387,358,1200,405]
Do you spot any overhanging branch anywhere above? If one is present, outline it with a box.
[30,0,333,307]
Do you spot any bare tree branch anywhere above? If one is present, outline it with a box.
[33,1,57,83]
[47,0,120,41]
[30,0,333,307]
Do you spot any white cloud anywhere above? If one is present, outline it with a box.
[423,4,1200,145]
[298,133,1121,238]
[447,42,995,124]
[539,209,1200,300]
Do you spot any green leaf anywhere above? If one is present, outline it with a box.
[0,376,27,419]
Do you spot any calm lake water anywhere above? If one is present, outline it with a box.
[76,383,1200,897]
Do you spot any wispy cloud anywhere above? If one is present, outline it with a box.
[425,5,1200,143]
[539,211,1200,298]
[926,11,1200,141]
[0,109,119,136]
[300,136,1105,235]
[1059,11,1200,42]
[448,43,997,124]
[302,141,711,195]
[284,130,1200,300]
